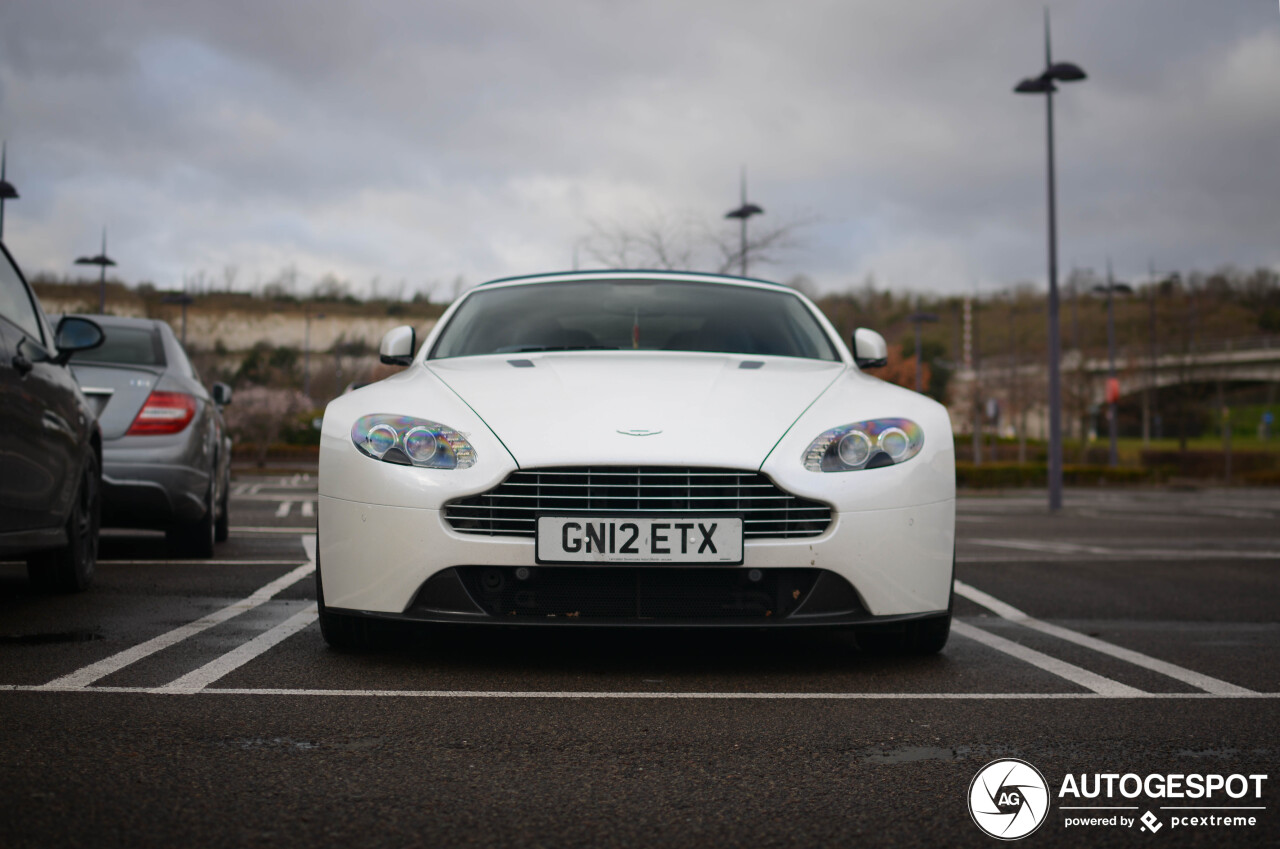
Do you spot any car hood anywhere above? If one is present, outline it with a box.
[426,352,845,469]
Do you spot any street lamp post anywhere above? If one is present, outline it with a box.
[303,306,326,400]
[724,167,763,277]
[572,236,593,272]
[1093,261,1132,468]
[1014,10,1087,512]
[75,229,117,314]
[907,310,939,393]
[1143,261,1158,448]
[967,296,984,466]
[0,142,18,242]
[162,291,195,346]
[1007,296,1045,464]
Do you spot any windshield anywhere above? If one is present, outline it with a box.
[430,280,839,361]
[69,325,166,366]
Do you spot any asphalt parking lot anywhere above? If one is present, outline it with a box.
[0,475,1276,847]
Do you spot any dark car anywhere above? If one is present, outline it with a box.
[63,315,233,558]
[0,243,106,591]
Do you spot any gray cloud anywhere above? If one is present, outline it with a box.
[0,0,1277,296]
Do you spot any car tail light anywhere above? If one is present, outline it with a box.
[127,391,197,435]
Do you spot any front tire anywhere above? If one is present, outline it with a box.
[316,562,378,651]
[857,577,954,656]
[856,612,952,656]
[168,482,216,558]
[214,470,230,543]
[28,452,100,593]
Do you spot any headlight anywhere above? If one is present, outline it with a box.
[350,414,477,469]
[803,418,923,472]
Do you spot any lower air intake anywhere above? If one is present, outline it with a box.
[454,566,820,620]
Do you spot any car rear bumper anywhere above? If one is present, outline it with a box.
[101,461,209,527]
[318,493,955,622]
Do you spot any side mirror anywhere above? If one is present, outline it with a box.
[211,382,233,406]
[379,325,416,366]
[54,316,105,364]
[852,328,888,369]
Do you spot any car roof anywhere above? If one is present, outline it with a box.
[63,313,172,331]
[477,270,791,289]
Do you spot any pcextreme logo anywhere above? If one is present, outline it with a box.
[968,759,1051,840]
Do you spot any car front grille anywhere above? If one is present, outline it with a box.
[442,466,831,539]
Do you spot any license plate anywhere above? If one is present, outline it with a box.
[535,516,743,564]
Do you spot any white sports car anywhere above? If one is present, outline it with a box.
[317,271,955,653]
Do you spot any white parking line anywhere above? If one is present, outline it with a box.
[14,528,1262,700]
[1073,510,1202,524]
[230,476,315,493]
[37,536,316,690]
[5,686,1277,699]
[232,495,318,503]
[231,527,317,534]
[155,605,319,693]
[99,560,306,566]
[950,621,1145,696]
[275,501,292,518]
[954,581,1255,695]
[968,538,1280,560]
[1198,508,1275,520]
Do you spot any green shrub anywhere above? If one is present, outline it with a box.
[956,463,1157,488]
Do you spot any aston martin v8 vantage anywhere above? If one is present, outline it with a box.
[317,271,955,653]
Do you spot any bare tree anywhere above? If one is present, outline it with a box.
[415,279,441,303]
[581,208,815,275]
[224,386,311,467]
[784,274,818,298]
[583,211,703,270]
[183,270,210,296]
[1064,268,1094,460]
[709,213,815,276]
[876,344,931,392]
[263,265,299,299]
[313,273,351,301]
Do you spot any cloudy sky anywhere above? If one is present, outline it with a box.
[1,1,1277,298]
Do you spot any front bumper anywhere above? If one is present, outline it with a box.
[317,493,955,623]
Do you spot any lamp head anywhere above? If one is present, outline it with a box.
[1014,76,1054,94]
[1047,62,1087,82]
[725,203,764,220]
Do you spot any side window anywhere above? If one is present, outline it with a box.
[0,248,45,344]
[166,328,197,379]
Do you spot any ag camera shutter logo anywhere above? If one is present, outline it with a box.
[968,758,1051,840]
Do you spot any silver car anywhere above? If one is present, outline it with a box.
[64,315,232,557]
